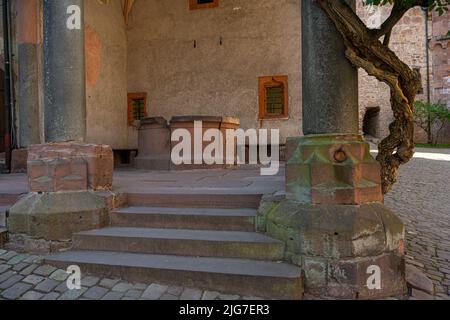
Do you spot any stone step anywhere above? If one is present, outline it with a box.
[73,227,285,261]
[126,193,262,209]
[0,228,7,247]
[46,250,303,299]
[111,207,257,231]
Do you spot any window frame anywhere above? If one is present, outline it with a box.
[258,75,289,120]
[189,0,219,10]
[127,92,148,125]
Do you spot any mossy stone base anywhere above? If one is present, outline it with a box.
[8,191,110,241]
[260,199,406,299]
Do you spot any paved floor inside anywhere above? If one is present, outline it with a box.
[0,148,449,299]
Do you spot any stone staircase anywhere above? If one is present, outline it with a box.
[46,192,303,299]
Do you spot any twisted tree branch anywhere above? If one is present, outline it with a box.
[317,0,422,194]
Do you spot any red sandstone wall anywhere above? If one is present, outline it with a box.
[430,11,450,143]
[357,3,429,142]
[358,4,450,144]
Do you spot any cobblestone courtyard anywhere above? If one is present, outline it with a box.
[384,148,450,300]
[0,147,449,300]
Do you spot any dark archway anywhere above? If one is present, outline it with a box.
[363,107,380,138]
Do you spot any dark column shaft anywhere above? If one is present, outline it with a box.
[302,0,359,135]
[43,0,86,142]
[17,0,41,147]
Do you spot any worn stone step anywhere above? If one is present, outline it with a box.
[0,228,8,247]
[73,227,285,261]
[46,250,303,299]
[111,207,257,231]
[126,193,262,209]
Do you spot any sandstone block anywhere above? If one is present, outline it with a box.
[27,142,113,192]
[8,191,110,241]
[286,135,383,205]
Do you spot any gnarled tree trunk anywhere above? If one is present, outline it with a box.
[317,0,422,194]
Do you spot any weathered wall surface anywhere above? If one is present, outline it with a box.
[85,0,131,149]
[430,11,450,143]
[127,0,302,143]
[357,4,429,141]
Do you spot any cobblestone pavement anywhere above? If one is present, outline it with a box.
[384,148,450,300]
[0,250,263,300]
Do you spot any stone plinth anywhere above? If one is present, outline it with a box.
[28,142,113,192]
[9,191,110,242]
[135,117,171,170]
[286,135,383,205]
[260,134,406,299]
[8,142,114,243]
[260,200,406,299]
[170,116,240,170]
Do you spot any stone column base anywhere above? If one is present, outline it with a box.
[286,134,383,205]
[7,142,115,245]
[259,199,406,299]
[8,191,110,242]
[28,142,113,193]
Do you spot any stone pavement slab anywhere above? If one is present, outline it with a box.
[83,286,109,299]
[142,284,168,300]
[1,283,32,300]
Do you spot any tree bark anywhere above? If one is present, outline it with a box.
[317,0,422,194]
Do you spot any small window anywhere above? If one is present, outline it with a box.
[189,0,219,10]
[259,76,289,120]
[128,93,148,125]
